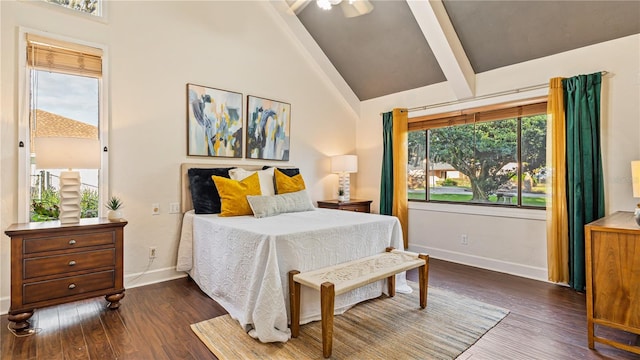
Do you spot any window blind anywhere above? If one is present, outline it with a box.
[26,34,102,78]
[408,97,547,131]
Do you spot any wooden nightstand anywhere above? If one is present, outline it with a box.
[317,199,372,213]
[584,211,640,355]
[5,218,127,333]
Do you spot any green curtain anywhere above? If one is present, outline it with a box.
[564,72,604,291]
[380,111,393,215]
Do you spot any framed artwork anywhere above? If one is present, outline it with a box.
[246,95,291,161]
[187,83,243,158]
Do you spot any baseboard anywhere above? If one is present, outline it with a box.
[0,267,188,315]
[408,244,549,282]
[0,296,9,315]
[124,266,187,289]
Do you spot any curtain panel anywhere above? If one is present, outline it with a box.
[546,77,569,284]
[564,72,604,291]
[380,109,408,248]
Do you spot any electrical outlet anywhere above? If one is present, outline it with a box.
[461,234,469,245]
[149,247,157,259]
[151,203,160,215]
[169,202,180,214]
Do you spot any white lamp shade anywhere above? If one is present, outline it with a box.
[331,155,358,173]
[35,137,101,169]
[632,160,640,198]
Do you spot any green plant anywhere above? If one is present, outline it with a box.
[105,196,123,211]
[338,188,345,196]
[441,178,458,186]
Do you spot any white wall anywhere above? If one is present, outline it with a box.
[0,1,358,314]
[358,34,640,281]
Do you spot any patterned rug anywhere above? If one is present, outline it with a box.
[191,284,509,359]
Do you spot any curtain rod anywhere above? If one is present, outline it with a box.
[380,71,608,115]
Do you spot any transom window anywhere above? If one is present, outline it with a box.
[42,0,102,16]
[408,99,548,208]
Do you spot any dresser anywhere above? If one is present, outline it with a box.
[584,211,640,355]
[317,199,372,213]
[5,218,127,333]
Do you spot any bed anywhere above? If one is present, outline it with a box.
[175,163,409,343]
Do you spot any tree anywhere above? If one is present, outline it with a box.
[429,115,546,202]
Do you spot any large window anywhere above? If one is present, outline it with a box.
[22,33,106,222]
[408,99,547,208]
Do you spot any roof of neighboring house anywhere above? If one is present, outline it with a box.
[30,109,98,152]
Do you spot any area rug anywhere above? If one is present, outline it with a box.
[191,285,509,359]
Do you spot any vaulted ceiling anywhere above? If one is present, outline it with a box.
[274,0,640,106]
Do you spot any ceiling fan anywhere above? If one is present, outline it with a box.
[289,0,374,18]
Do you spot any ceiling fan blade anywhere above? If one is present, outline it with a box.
[340,0,374,18]
[289,0,312,14]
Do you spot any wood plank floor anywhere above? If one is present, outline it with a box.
[2,259,638,359]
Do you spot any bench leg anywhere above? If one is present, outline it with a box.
[418,254,429,309]
[321,282,335,358]
[387,275,396,297]
[288,270,301,338]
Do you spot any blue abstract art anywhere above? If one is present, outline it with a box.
[246,95,291,161]
[187,84,243,158]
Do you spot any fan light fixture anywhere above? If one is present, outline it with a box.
[317,0,354,11]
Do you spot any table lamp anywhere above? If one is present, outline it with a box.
[35,137,101,224]
[331,155,358,202]
[632,161,640,226]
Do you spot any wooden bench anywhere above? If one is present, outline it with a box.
[288,247,429,358]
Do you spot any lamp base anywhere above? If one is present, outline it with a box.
[634,208,640,226]
[338,173,351,202]
[59,171,81,224]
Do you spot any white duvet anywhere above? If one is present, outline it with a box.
[176,208,408,343]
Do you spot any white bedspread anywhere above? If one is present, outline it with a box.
[176,208,408,343]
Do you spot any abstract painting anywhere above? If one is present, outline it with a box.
[187,83,243,158]
[246,95,291,161]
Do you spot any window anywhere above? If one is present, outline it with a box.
[42,0,102,16]
[21,32,107,222]
[408,99,547,208]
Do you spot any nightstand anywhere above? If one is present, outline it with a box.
[317,199,372,213]
[5,218,127,333]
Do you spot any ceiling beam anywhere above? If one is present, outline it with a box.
[265,1,360,118]
[407,0,475,99]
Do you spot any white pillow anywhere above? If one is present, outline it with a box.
[246,190,315,218]
[229,168,275,196]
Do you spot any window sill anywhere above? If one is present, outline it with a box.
[408,201,546,221]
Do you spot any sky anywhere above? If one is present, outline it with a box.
[33,70,99,126]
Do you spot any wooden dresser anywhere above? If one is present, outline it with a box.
[5,218,127,333]
[317,199,372,213]
[584,211,640,355]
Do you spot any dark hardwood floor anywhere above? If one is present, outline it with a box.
[2,259,638,359]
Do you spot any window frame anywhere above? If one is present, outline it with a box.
[17,28,110,223]
[408,95,548,210]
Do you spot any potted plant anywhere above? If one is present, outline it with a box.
[338,188,345,202]
[105,196,124,221]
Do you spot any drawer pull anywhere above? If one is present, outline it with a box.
[68,240,77,245]
[68,283,76,289]
[68,260,77,266]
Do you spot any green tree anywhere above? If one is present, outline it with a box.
[429,115,546,202]
[408,130,426,168]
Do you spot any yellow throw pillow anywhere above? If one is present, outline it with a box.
[274,168,306,194]
[212,172,261,217]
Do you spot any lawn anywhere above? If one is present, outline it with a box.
[408,190,546,207]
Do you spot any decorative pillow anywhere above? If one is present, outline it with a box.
[229,167,275,196]
[187,167,234,214]
[247,190,315,218]
[212,173,262,217]
[262,166,300,177]
[274,168,306,194]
